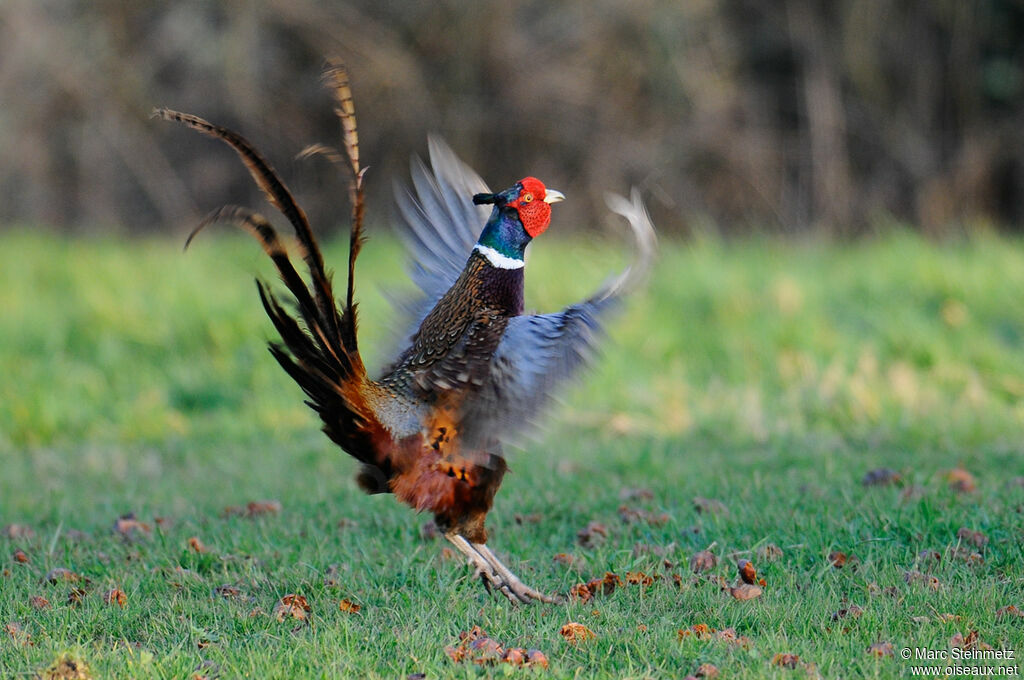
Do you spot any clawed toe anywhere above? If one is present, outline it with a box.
[446,533,561,605]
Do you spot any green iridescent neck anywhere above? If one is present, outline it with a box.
[475,207,531,264]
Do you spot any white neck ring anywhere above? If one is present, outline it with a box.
[474,244,524,270]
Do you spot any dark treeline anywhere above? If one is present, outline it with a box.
[1,0,1021,236]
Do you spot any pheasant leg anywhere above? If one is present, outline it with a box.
[445,534,561,605]
[473,543,563,604]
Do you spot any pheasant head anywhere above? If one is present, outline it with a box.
[472,177,564,268]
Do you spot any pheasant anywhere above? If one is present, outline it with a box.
[154,65,655,604]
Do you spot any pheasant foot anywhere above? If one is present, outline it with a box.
[445,534,562,605]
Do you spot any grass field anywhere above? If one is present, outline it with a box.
[1,228,1022,679]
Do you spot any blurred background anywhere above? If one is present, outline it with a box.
[1,0,1022,238]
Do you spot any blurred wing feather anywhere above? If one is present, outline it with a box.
[391,137,491,337]
[464,189,657,442]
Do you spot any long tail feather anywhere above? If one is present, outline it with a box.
[155,77,386,474]
[151,107,342,343]
[187,206,349,367]
[322,61,366,335]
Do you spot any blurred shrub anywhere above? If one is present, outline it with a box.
[0,0,1021,235]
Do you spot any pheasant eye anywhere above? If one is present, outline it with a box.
[522,193,533,203]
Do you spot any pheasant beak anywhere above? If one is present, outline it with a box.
[543,189,566,204]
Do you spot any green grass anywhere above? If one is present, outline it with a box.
[1,228,1022,679]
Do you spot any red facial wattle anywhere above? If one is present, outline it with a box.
[510,177,555,238]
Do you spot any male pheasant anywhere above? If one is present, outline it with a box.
[155,66,655,604]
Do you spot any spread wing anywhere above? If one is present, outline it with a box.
[462,190,657,444]
[391,137,491,341]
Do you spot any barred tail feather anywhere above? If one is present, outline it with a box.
[155,91,383,467]
[322,60,366,334]
[151,107,343,346]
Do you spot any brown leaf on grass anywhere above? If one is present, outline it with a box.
[466,637,504,665]
[525,650,549,669]
[44,568,80,584]
[213,584,243,599]
[503,647,526,665]
[3,524,34,539]
[950,630,991,651]
[577,521,608,548]
[728,584,763,601]
[862,468,902,486]
[995,606,1019,622]
[587,572,623,596]
[5,622,32,646]
[514,513,542,525]
[918,549,942,564]
[714,628,752,648]
[568,583,593,603]
[949,546,984,564]
[678,623,715,640]
[619,487,654,501]
[187,537,209,553]
[618,505,670,526]
[37,654,93,680]
[324,564,342,587]
[904,570,941,590]
[831,604,864,621]
[67,588,87,606]
[828,551,850,568]
[113,514,151,539]
[955,527,988,548]
[559,622,596,644]
[458,626,487,643]
[695,663,720,678]
[771,653,801,668]
[103,589,127,607]
[945,467,977,493]
[273,594,311,622]
[552,553,580,567]
[693,497,728,515]
[245,500,282,517]
[445,627,548,668]
[569,572,622,601]
[30,596,50,610]
[867,641,894,657]
[737,559,764,585]
[936,613,960,622]
[867,582,901,598]
[678,623,751,648]
[12,550,29,564]
[439,547,456,561]
[690,550,718,573]
[757,543,784,562]
[338,598,361,614]
[625,571,655,586]
[223,500,282,518]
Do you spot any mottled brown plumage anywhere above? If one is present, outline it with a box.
[155,64,655,604]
